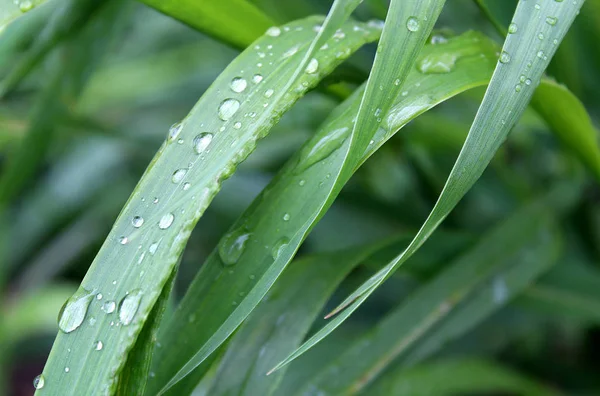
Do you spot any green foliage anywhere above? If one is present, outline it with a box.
[1,0,599,395]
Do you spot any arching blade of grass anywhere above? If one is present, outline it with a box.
[294,195,562,394]
[153,0,446,391]
[271,0,585,372]
[37,12,380,396]
[368,358,560,396]
[0,0,49,31]
[138,0,274,50]
[207,238,400,396]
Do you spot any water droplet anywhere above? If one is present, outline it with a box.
[508,23,518,34]
[96,293,103,300]
[493,277,508,303]
[367,19,385,29]
[118,236,128,245]
[252,74,263,84]
[430,35,448,44]
[149,242,159,254]
[132,216,144,228]
[546,16,558,26]
[515,84,522,92]
[65,367,70,373]
[266,26,281,37]
[406,17,420,32]
[305,58,319,74]
[525,78,532,85]
[535,3,541,10]
[218,99,240,121]
[283,45,299,58]
[264,88,274,98]
[299,179,306,186]
[153,197,159,204]
[33,374,45,389]
[102,300,116,314]
[94,340,103,351]
[230,77,247,93]
[183,182,191,191]
[537,50,546,59]
[168,122,183,141]
[538,32,545,40]
[171,168,188,183]
[296,126,350,172]
[282,213,290,221]
[418,52,457,74]
[233,122,242,129]
[193,133,213,154]
[271,237,290,260]
[58,287,95,333]
[499,51,511,64]
[333,30,345,39]
[219,226,251,266]
[118,289,143,326]
[159,213,174,229]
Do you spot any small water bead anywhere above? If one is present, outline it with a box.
[525,78,532,85]
[283,45,299,58]
[33,374,45,389]
[406,17,420,32]
[58,287,95,333]
[508,23,518,34]
[538,32,545,40]
[94,340,103,351]
[305,58,319,74]
[283,213,290,221]
[430,35,448,44]
[537,50,546,59]
[118,289,143,326]
[118,236,129,245]
[271,237,291,260]
[219,226,252,266]
[230,77,247,93]
[266,26,281,37]
[299,179,306,186]
[515,84,522,92]
[19,0,34,12]
[333,30,345,39]
[394,79,400,86]
[234,122,242,129]
[367,19,385,29]
[149,242,159,254]
[193,133,213,154]
[132,216,144,228]
[171,168,188,183]
[159,213,174,229]
[96,293,103,300]
[520,75,526,83]
[65,367,70,373]
[264,88,274,98]
[218,99,241,121]
[102,300,116,314]
[257,52,266,58]
[183,182,191,191]
[89,316,97,326]
[499,51,511,64]
[153,197,159,204]
[546,16,558,26]
[252,74,263,84]
[168,122,183,141]
[535,3,541,9]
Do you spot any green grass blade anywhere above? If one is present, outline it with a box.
[149,3,375,391]
[156,29,499,383]
[138,0,275,49]
[0,0,48,31]
[37,13,379,396]
[208,240,392,396]
[296,196,561,394]
[368,358,559,396]
[278,0,584,367]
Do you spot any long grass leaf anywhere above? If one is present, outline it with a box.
[0,0,49,31]
[297,195,562,394]
[38,12,379,396]
[274,0,584,371]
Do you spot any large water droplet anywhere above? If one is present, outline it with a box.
[102,300,116,314]
[118,289,143,326]
[168,122,183,141]
[219,226,251,266]
[252,74,263,84]
[132,216,144,228]
[305,58,319,74]
[499,51,511,64]
[271,237,290,260]
[406,17,420,32]
[159,213,174,229]
[296,126,350,172]
[193,133,213,154]
[230,77,247,93]
[171,168,188,183]
[266,26,281,37]
[58,287,95,333]
[33,374,45,389]
[19,0,33,12]
[218,99,240,121]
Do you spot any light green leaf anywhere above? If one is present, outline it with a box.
[138,0,275,49]
[0,0,47,32]
[38,13,381,396]
[295,196,561,394]
[275,0,584,371]
[368,358,559,396]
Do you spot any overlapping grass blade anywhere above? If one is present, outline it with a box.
[272,0,585,371]
[38,11,380,396]
[368,358,559,396]
[294,196,561,394]
[207,239,397,396]
[138,0,274,49]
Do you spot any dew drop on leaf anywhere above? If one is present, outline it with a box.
[296,126,350,172]
[218,226,251,266]
[508,23,518,34]
[118,236,128,245]
[499,51,511,64]
[218,99,240,121]
[159,213,174,229]
[230,77,247,93]
[94,340,103,351]
[406,16,420,32]
[118,289,143,326]
[266,26,281,37]
[193,133,213,154]
[546,16,558,26]
[33,374,45,389]
[57,287,95,333]
[305,58,319,74]
[252,74,263,84]
[132,216,144,228]
[168,122,183,141]
[171,168,188,183]
[102,300,116,314]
